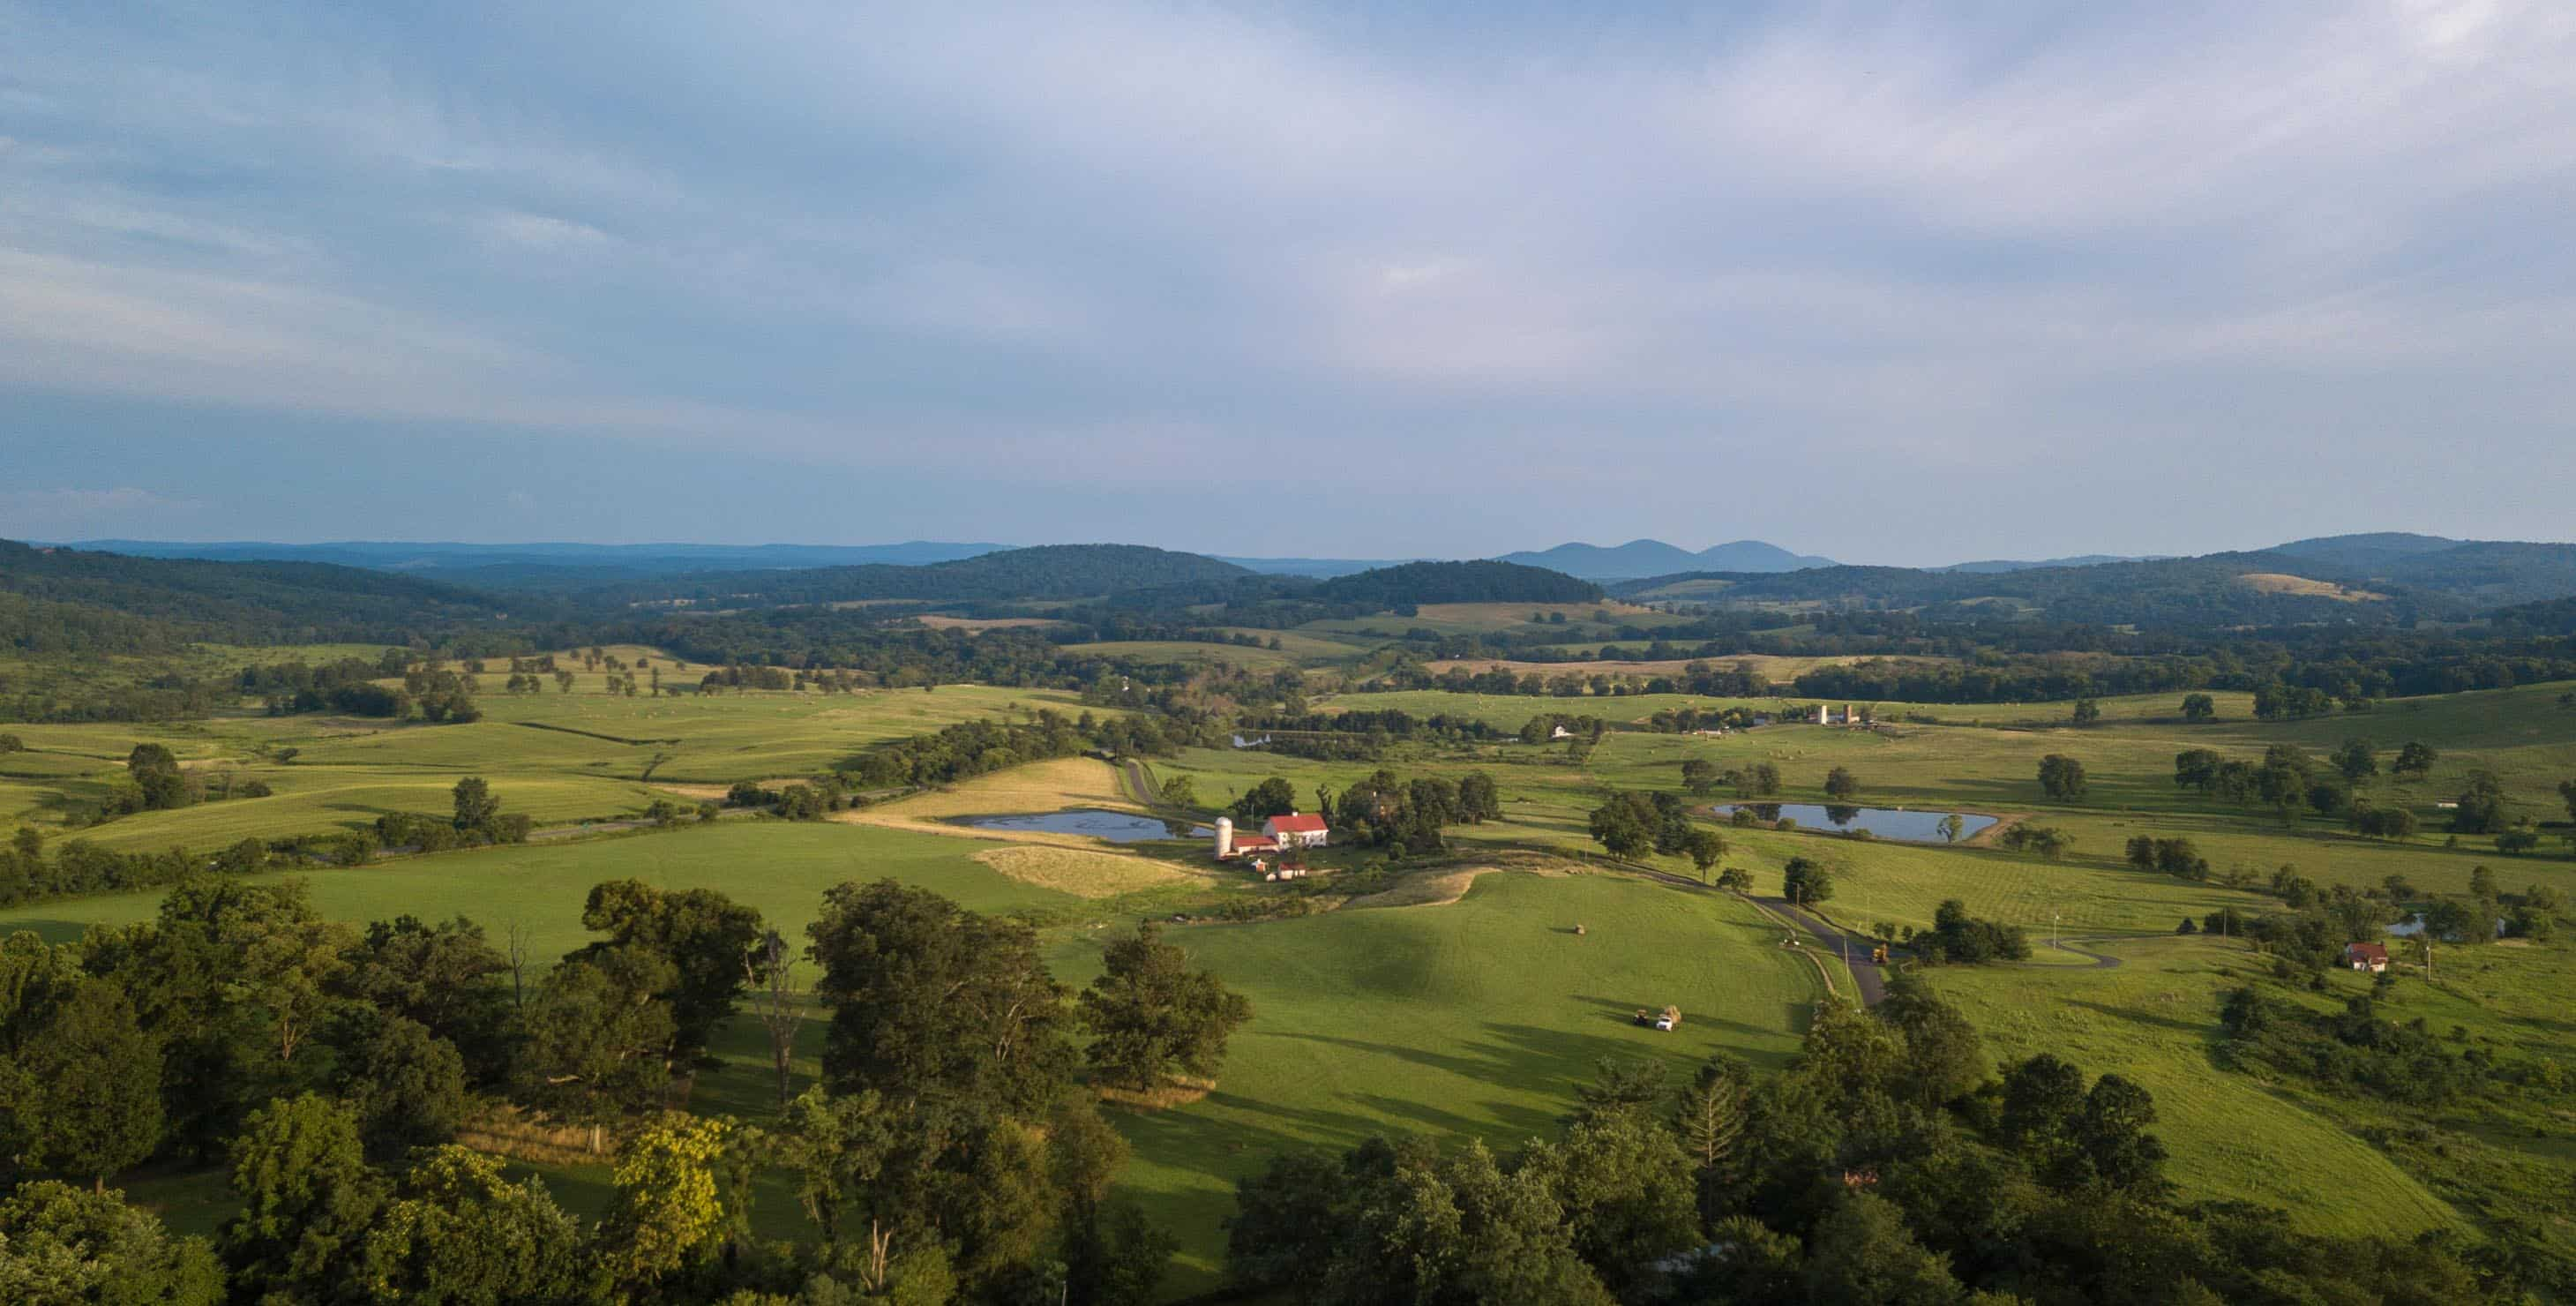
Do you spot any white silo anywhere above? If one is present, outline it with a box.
[1213,816,1234,859]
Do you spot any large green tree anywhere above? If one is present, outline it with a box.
[450,776,501,836]
[2332,738,2379,783]
[0,1181,223,1304]
[2037,754,2088,801]
[333,914,516,1086]
[354,1145,588,1305]
[1782,857,1833,906]
[569,879,763,1068]
[220,1094,388,1302]
[1521,1111,1702,1299]
[1077,923,1253,1092]
[516,947,678,1152]
[338,1015,470,1160]
[807,879,1075,1117]
[20,980,165,1190]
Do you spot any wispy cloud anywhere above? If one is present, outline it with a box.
[0,0,2568,555]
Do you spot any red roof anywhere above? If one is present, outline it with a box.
[1267,813,1329,834]
[1230,833,1279,851]
[2348,942,2389,963]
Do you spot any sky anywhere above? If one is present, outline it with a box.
[3,1,2572,566]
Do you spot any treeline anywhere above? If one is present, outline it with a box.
[1611,550,2512,625]
[580,543,1254,607]
[1233,708,1518,760]
[1,777,539,909]
[839,708,1194,790]
[1227,980,2534,1302]
[0,539,509,646]
[0,873,1252,1303]
[1224,769,1501,855]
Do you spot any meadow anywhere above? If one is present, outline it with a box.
[0,660,1100,849]
[10,641,2576,1293]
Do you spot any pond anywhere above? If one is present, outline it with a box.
[1709,803,1996,844]
[951,808,1202,843]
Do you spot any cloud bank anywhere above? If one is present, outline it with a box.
[2,1,2570,559]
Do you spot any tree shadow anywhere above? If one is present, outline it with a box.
[2064,997,2213,1037]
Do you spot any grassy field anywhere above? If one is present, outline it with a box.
[0,821,1076,959]
[0,670,1103,848]
[1921,932,2574,1242]
[1042,870,1823,1293]
[12,651,2576,1293]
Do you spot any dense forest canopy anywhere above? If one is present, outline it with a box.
[0,541,507,648]
[1312,559,1605,605]
[1614,544,2576,626]
[579,544,1255,607]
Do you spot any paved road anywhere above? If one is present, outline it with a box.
[2041,936,2126,969]
[1756,897,1888,1007]
[1119,757,1159,807]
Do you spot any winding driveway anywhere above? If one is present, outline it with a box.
[1756,897,1888,1007]
[2040,936,2127,970]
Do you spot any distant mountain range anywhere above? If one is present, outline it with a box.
[1490,539,1836,579]
[56,537,1837,582]
[1932,554,2166,574]
[65,538,1013,584]
[48,532,2576,613]
[1216,555,1412,579]
[15,530,2576,641]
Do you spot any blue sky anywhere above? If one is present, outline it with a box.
[4,2,2571,564]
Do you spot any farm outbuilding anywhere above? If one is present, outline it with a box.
[2346,942,2390,972]
[1263,812,1330,849]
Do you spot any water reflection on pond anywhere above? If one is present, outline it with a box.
[951,808,1202,843]
[1711,803,1996,843]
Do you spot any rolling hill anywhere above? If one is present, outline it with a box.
[1493,538,1834,578]
[0,539,509,649]
[1313,559,1602,607]
[64,539,1015,589]
[588,544,1256,607]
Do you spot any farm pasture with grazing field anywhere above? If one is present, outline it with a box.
[11,615,2576,1294]
[0,820,1078,959]
[1926,936,2471,1238]
[1041,869,1826,1294]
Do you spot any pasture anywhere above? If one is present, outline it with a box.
[0,667,1103,849]
[10,651,2576,1294]
[0,821,1076,959]
[1043,870,1825,1293]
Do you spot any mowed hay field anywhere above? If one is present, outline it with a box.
[1042,870,1828,1295]
[0,820,1076,960]
[0,657,1104,849]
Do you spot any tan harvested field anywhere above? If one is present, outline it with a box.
[1422,652,1947,679]
[831,757,1142,844]
[973,844,1197,897]
[2237,572,2387,601]
[910,615,1067,631]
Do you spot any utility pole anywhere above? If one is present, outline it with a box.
[2423,933,2433,981]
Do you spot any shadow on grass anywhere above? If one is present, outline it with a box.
[2063,997,2215,1037]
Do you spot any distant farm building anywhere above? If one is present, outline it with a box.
[1265,812,1330,849]
[1213,813,1329,862]
[2346,942,2390,972]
